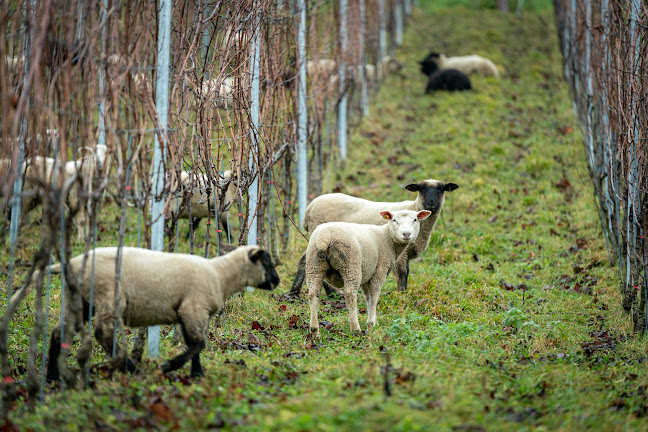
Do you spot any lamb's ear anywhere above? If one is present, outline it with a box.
[405,183,420,192]
[380,211,393,220]
[417,210,432,220]
[249,248,264,263]
[444,183,459,192]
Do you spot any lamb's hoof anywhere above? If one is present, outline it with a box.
[160,361,172,373]
[309,328,321,340]
[191,370,205,378]
[126,358,137,373]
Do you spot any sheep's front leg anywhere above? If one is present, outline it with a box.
[306,271,324,339]
[46,323,63,382]
[342,273,362,334]
[95,314,136,373]
[162,306,208,377]
[394,252,410,292]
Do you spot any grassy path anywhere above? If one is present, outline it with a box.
[11,5,648,431]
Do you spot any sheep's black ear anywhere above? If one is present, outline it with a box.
[405,183,420,192]
[444,183,459,192]
[249,248,264,263]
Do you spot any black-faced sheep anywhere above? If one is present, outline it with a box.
[307,210,431,338]
[289,180,459,297]
[425,69,472,93]
[419,52,500,78]
[11,245,279,381]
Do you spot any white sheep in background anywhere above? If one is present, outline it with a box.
[3,144,109,241]
[106,54,153,95]
[306,59,338,78]
[289,179,459,297]
[10,245,280,381]
[169,169,236,237]
[5,55,25,73]
[329,56,403,90]
[200,76,235,108]
[307,209,431,338]
[419,52,499,78]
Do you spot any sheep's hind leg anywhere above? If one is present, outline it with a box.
[288,253,307,297]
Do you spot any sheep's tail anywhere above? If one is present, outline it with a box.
[315,233,350,271]
[9,263,61,308]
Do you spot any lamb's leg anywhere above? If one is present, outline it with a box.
[306,271,324,339]
[365,277,385,331]
[288,253,307,297]
[161,306,208,377]
[342,273,362,334]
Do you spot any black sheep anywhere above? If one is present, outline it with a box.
[425,69,472,93]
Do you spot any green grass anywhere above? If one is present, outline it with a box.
[4,4,648,431]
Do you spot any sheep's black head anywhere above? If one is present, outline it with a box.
[249,248,280,290]
[419,52,442,77]
[405,180,458,213]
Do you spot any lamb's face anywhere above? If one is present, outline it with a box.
[248,247,280,290]
[405,180,459,214]
[381,210,432,244]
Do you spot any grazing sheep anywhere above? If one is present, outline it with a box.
[306,59,338,78]
[11,245,279,381]
[3,144,108,241]
[106,54,153,95]
[419,52,500,78]
[5,55,25,74]
[169,169,236,237]
[289,180,459,297]
[200,76,235,108]
[425,69,472,93]
[307,210,431,338]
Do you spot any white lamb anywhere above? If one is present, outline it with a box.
[290,179,459,296]
[10,245,280,382]
[307,210,431,338]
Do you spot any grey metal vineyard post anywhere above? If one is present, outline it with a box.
[338,0,348,161]
[395,1,403,47]
[247,8,261,290]
[297,0,308,228]
[359,0,369,116]
[149,0,173,358]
